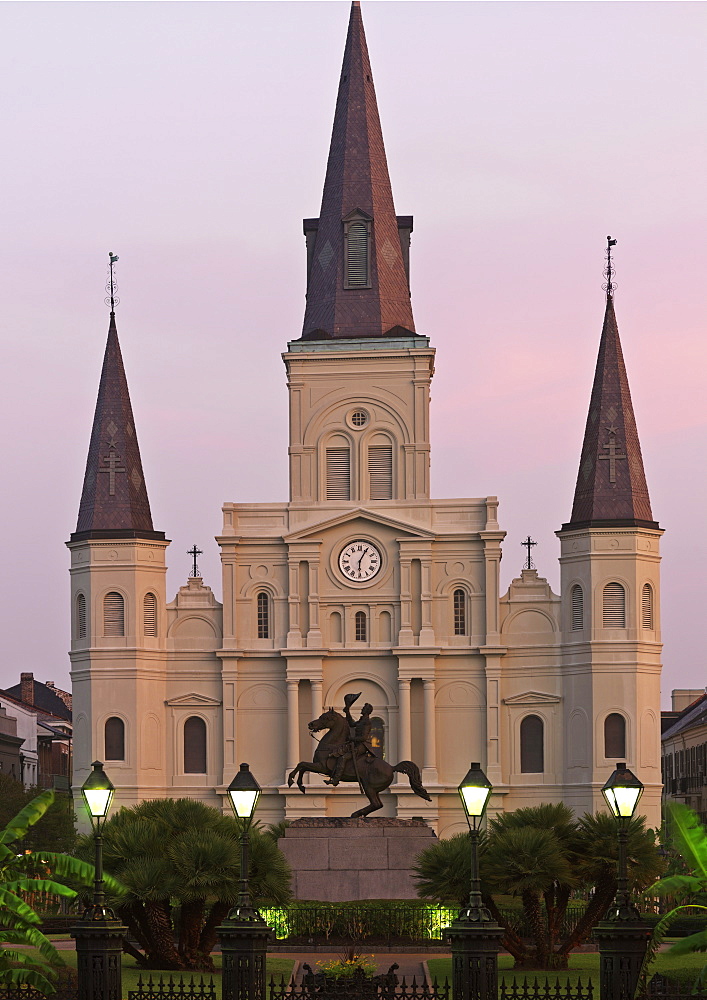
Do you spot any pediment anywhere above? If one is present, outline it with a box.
[165,693,222,708]
[284,508,435,542]
[342,207,373,222]
[503,691,561,706]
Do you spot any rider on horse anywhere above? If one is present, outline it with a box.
[325,692,375,786]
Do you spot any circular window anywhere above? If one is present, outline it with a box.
[349,409,369,428]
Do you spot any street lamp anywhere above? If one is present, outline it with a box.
[445,762,503,1000]
[80,760,115,919]
[595,762,649,1000]
[458,762,493,922]
[72,762,126,1000]
[601,761,644,921]
[226,762,262,920]
[219,763,270,1000]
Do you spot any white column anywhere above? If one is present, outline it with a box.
[423,678,437,774]
[398,679,411,761]
[286,679,300,770]
[286,559,302,648]
[311,679,323,720]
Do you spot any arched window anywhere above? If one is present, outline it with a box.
[604,713,626,759]
[105,717,125,761]
[76,593,87,639]
[257,592,269,639]
[103,592,125,637]
[370,717,385,759]
[520,715,544,773]
[326,447,350,500]
[379,610,392,644]
[369,446,393,500]
[603,583,626,628]
[642,584,654,629]
[571,585,583,631]
[184,716,207,774]
[355,611,367,642]
[344,219,370,288]
[453,589,466,636]
[143,593,158,636]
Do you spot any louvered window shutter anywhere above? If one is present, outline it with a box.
[326,448,351,500]
[103,592,125,637]
[345,221,369,287]
[143,593,158,636]
[603,583,626,628]
[77,593,87,639]
[642,584,653,629]
[369,445,393,500]
[571,585,584,630]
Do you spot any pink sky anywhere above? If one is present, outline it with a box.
[1,2,705,706]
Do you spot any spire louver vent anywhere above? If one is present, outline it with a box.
[571,585,584,631]
[345,221,369,288]
[602,583,626,628]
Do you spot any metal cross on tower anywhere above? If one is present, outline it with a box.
[522,536,537,570]
[188,545,203,578]
[603,236,617,297]
[106,251,120,312]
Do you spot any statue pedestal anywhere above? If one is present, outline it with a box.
[278,817,436,901]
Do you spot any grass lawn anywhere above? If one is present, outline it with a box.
[427,952,706,990]
[23,950,293,999]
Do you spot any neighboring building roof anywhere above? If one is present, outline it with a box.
[1,680,72,723]
[662,692,707,742]
[562,293,658,531]
[71,310,164,542]
[300,0,416,340]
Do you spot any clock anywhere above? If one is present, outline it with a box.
[338,540,382,582]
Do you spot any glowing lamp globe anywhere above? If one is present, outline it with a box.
[602,762,644,820]
[81,761,115,827]
[458,762,493,826]
[227,763,261,825]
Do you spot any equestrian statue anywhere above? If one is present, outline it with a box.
[287,692,432,818]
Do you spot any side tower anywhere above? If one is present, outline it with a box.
[557,242,662,827]
[67,257,169,809]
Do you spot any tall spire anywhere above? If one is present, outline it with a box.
[71,256,163,542]
[562,240,658,531]
[301,1,415,339]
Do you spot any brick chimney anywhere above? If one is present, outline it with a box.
[20,672,34,706]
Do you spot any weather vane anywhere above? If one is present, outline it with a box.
[188,545,203,578]
[603,236,617,297]
[522,535,537,570]
[105,251,120,312]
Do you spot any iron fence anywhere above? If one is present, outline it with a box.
[499,978,594,1000]
[128,974,217,1000]
[268,974,450,1000]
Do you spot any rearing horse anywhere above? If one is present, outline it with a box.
[287,708,432,818]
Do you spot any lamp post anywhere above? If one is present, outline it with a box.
[595,762,650,1000]
[71,761,126,1000]
[218,764,271,1000]
[445,763,503,1000]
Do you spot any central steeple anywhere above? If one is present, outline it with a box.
[301,1,415,340]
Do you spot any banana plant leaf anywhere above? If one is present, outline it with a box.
[3,878,77,898]
[0,791,55,845]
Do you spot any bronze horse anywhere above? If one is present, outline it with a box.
[287,707,432,818]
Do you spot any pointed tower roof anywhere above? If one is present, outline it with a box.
[71,311,164,542]
[562,292,658,531]
[301,1,415,339]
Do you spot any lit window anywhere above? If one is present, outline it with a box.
[355,611,367,642]
[453,589,466,635]
[257,592,269,639]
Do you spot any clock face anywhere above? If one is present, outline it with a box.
[339,540,382,582]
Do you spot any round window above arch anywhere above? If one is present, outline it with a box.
[347,408,369,429]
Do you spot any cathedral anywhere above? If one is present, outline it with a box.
[68,2,663,837]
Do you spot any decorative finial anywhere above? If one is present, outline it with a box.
[188,544,203,578]
[603,236,617,297]
[105,252,120,313]
[521,535,537,570]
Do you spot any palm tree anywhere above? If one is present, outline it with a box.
[76,797,292,971]
[0,789,108,992]
[413,802,663,971]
